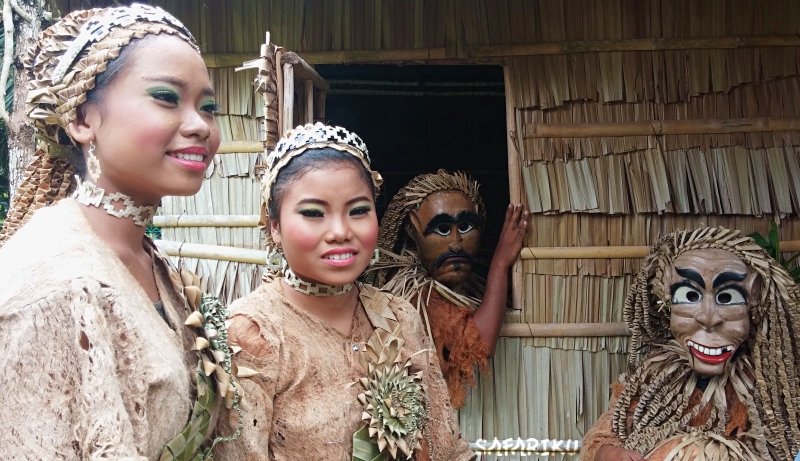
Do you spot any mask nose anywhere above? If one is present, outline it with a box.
[447,226,463,252]
[694,295,723,331]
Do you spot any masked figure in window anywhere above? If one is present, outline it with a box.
[581,227,800,461]
[372,169,528,408]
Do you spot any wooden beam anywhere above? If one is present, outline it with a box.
[520,241,800,259]
[299,47,447,64]
[304,79,314,124]
[503,65,524,312]
[217,140,264,153]
[154,240,268,265]
[500,322,631,337]
[203,35,800,67]
[469,35,800,58]
[153,215,260,228]
[525,118,800,138]
[314,89,326,123]
[282,51,331,92]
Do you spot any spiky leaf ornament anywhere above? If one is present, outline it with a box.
[352,325,427,461]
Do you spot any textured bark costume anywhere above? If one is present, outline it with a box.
[214,280,474,461]
[372,170,490,409]
[0,5,242,459]
[216,124,474,461]
[581,227,800,461]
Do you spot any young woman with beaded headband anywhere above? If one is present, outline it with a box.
[213,123,475,461]
[581,226,800,461]
[0,5,243,460]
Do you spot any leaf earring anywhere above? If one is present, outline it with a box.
[369,248,380,266]
[87,141,102,182]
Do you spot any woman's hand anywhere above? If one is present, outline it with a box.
[595,445,645,461]
[492,204,528,268]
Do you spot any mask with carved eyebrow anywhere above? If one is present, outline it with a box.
[408,190,482,287]
[664,248,761,376]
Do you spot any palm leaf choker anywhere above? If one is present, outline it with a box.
[283,267,354,296]
[72,177,157,227]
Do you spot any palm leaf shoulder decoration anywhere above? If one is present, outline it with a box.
[160,269,254,461]
[352,286,431,461]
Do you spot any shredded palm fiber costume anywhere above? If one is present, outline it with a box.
[581,227,800,461]
[372,170,490,409]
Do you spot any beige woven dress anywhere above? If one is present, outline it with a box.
[0,198,198,460]
[214,279,476,461]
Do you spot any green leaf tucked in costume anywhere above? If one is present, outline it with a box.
[159,361,216,461]
[352,426,387,461]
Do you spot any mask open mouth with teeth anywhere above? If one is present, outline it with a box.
[686,340,735,365]
[665,248,761,376]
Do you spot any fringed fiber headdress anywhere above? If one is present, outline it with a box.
[618,226,800,460]
[0,4,198,246]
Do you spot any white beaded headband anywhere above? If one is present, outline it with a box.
[262,123,382,213]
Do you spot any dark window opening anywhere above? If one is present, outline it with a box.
[317,64,509,251]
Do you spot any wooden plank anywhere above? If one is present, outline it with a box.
[203,34,800,66]
[525,118,800,138]
[281,51,331,92]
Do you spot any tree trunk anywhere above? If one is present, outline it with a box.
[8,0,48,200]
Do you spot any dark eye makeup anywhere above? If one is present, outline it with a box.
[350,205,372,216]
[147,86,181,105]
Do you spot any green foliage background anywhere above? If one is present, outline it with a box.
[0,18,13,225]
[749,222,800,284]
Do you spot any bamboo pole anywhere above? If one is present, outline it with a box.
[524,118,800,138]
[154,240,268,265]
[282,51,331,92]
[217,140,264,153]
[520,241,800,259]
[282,62,294,136]
[503,65,524,312]
[203,35,800,67]
[304,79,314,124]
[153,215,260,228]
[500,322,631,337]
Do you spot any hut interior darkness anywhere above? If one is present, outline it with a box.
[45,1,800,459]
[317,63,509,246]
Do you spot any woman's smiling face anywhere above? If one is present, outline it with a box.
[271,162,378,287]
[70,34,220,205]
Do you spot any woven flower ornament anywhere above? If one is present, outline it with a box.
[352,327,427,461]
